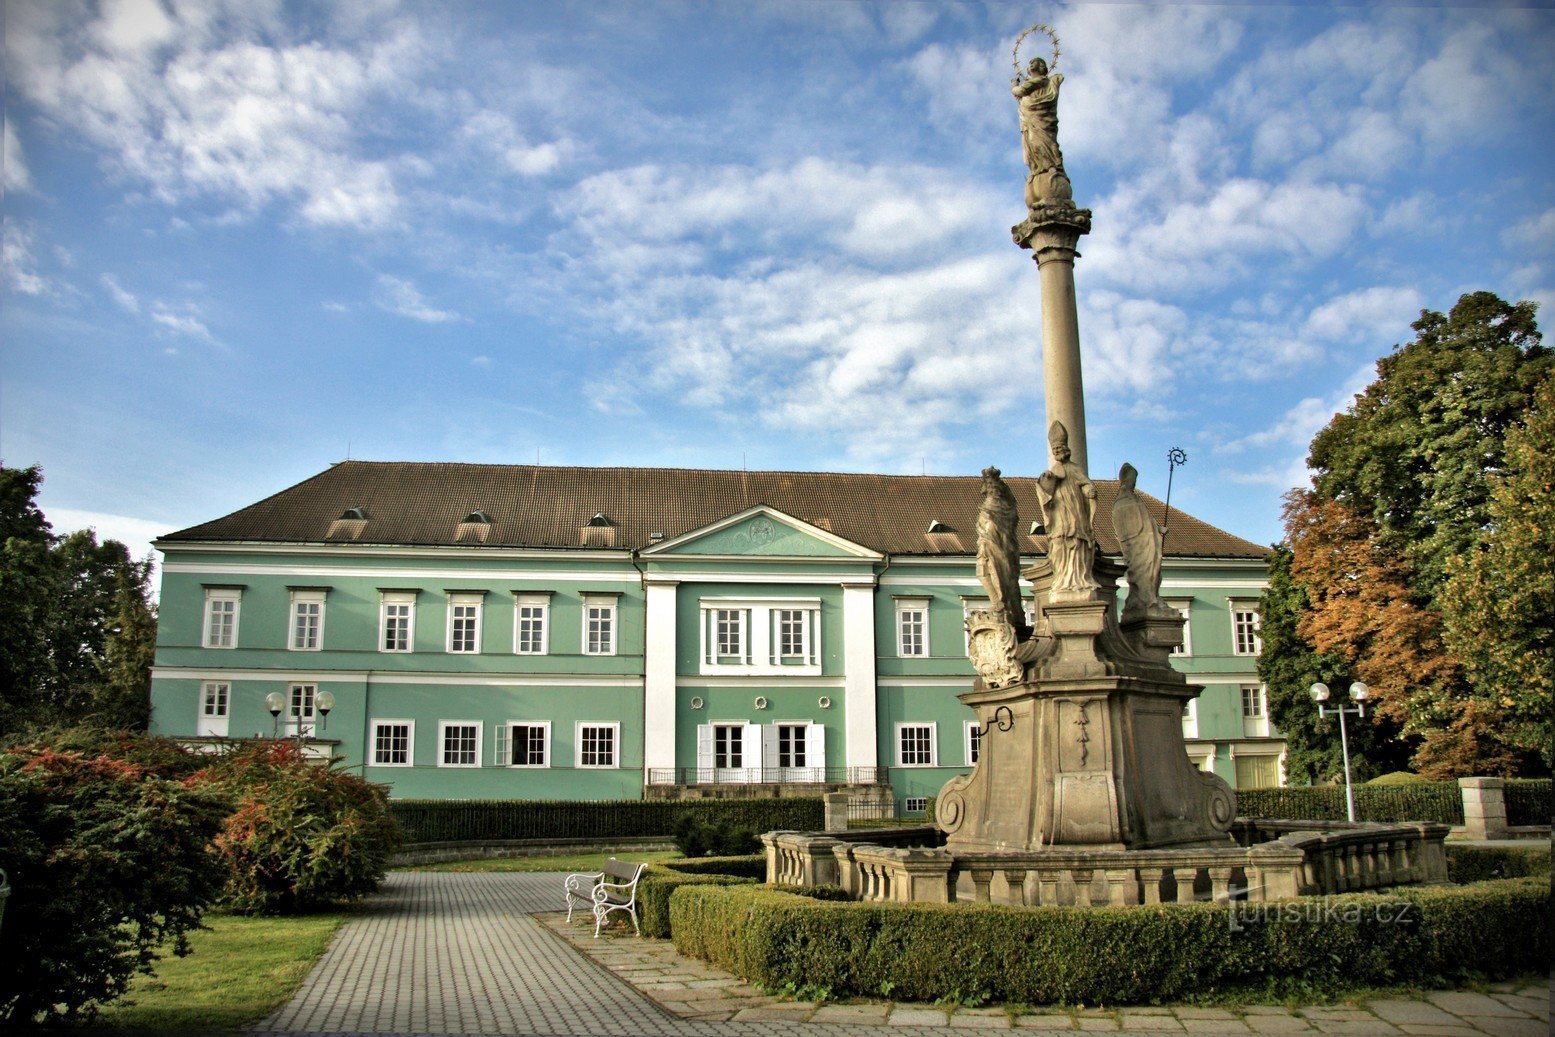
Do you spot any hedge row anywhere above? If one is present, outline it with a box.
[1445,844,1551,884]
[636,855,764,938]
[390,798,822,843]
[1237,783,1463,824]
[1504,779,1552,827]
[669,878,1546,1006]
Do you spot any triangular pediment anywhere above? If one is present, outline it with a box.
[641,505,880,559]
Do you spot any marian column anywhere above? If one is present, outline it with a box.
[1009,32,1093,472]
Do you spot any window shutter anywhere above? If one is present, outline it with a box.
[493,723,508,767]
[696,724,714,781]
[809,724,827,781]
[761,724,779,773]
[744,722,762,783]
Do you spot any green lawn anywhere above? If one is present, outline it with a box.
[90,911,347,1030]
[404,849,681,873]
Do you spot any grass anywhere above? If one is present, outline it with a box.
[405,849,681,873]
[89,910,348,1030]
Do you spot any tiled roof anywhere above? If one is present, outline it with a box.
[158,461,1269,560]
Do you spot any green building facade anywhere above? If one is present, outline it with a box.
[149,463,1278,810]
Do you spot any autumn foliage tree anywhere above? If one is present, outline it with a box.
[1269,292,1551,777]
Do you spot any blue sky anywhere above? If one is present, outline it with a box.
[4,0,1553,567]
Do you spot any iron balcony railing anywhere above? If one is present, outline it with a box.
[646,766,888,786]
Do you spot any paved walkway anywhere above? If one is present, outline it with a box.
[255,871,1549,1037]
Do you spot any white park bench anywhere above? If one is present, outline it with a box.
[563,858,647,937]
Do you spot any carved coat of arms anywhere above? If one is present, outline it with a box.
[966,609,1024,689]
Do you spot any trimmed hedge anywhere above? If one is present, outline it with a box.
[1238,783,1463,824]
[390,797,822,843]
[657,854,767,879]
[1445,844,1551,884]
[629,854,765,938]
[669,878,1546,1005]
[1504,779,1552,827]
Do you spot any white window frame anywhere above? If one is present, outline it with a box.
[437,720,482,768]
[964,720,981,766]
[896,722,937,767]
[1230,602,1262,656]
[775,722,809,770]
[1167,598,1193,656]
[775,608,810,662]
[905,796,929,814]
[197,680,230,737]
[497,720,551,768]
[288,682,317,738]
[712,607,749,663]
[583,594,618,656]
[446,592,484,654]
[698,596,821,675]
[1181,697,1198,739]
[896,598,929,658]
[576,722,620,769]
[288,590,326,652]
[513,594,550,655]
[1241,684,1265,718]
[712,722,745,770]
[202,589,241,649]
[371,719,415,768]
[379,592,416,653]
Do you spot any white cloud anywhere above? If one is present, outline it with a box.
[1503,208,1555,252]
[150,302,216,342]
[102,273,141,312]
[374,274,461,323]
[459,109,573,177]
[2,223,46,295]
[1303,286,1423,346]
[3,119,33,193]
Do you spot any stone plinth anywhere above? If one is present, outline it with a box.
[1457,777,1509,840]
[939,557,1235,852]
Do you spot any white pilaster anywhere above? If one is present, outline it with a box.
[643,580,679,779]
[842,581,878,773]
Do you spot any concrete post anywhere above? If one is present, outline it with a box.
[1458,777,1508,840]
[823,791,850,833]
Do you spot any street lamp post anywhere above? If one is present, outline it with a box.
[263,690,335,751]
[1309,681,1370,823]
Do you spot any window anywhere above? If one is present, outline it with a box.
[1167,599,1192,656]
[372,720,414,767]
[714,724,745,769]
[380,592,416,652]
[698,598,820,673]
[496,721,550,767]
[583,595,617,656]
[1234,754,1281,789]
[1181,698,1198,739]
[289,590,325,651]
[1241,685,1264,718]
[776,724,807,769]
[438,722,481,768]
[197,681,230,737]
[905,796,929,814]
[577,723,618,768]
[447,593,483,653]
[203,589,240,648]
[776,610,808,661]
[289,683,317,737]
[513,594,549,655]
[897,599,929,657]
[714,608,747,662]
[965,721,981,766]
[1231,605,1262,655]
[897,723,937,767]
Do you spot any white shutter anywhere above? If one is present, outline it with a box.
[744,722,762,783]
[762,724,779,776]
[493,723,508,767]
[809,724,827,782]
[696,724,714,782]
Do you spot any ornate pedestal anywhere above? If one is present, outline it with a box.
[938,558,1235,852]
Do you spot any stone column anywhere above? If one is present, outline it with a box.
[1015,207,1093,471]
[1458,777,1509,840]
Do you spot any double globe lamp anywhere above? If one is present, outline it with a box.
[1309,680,1369,823]
[264,690,335,743]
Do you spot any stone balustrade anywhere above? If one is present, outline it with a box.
[766,820,1449,906]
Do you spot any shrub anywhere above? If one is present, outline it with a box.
[672,815,760,857]
[1503,779,1552,826]
[1238,782,1463,824]
[0,743,227,1024]
[1445,844,1551,883]
[390,797,822,843]
[659,854,767,879]
[1366,771,1430,785]
[189,742,399,914]
[637,867,758,939]
[669,877,1546,1006]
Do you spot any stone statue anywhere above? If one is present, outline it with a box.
[1013,57,1073,209]
[975,466,1027,639]
[1112,462,1165,621]
[1035,421,1099,596]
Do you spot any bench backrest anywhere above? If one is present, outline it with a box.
[603,859,644,885]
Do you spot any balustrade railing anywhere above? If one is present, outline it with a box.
[648,766,887,786]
